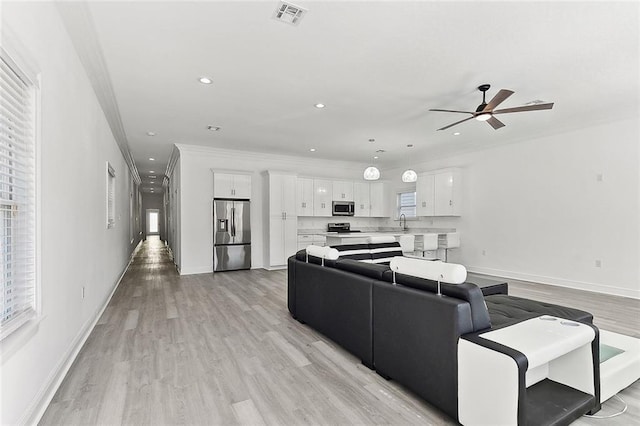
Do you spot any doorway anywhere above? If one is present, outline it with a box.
[146,209,160,236]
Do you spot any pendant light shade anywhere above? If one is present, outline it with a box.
[401,169,417,183]
[363,166,380,181]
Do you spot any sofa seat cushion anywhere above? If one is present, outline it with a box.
[335,259,390,280]
[485,294,593,329]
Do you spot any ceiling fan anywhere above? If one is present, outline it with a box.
[429,84,554,131]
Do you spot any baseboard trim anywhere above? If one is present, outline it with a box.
[179,266,213,275]
[467,266,640,300]
[25,241,142,426]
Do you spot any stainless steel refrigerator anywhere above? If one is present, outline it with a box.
[213,199,251,271]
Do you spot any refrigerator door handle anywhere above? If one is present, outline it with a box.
[231,207,236,237]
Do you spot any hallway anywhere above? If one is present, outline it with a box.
[39,238,639,425]
[40,238,451,425]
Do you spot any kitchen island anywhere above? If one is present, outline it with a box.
[324,230,454,247]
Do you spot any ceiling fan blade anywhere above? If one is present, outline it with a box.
[484,89,514,111]
[429,108,475,115]
[487,116,505,130]
[436,116,475,131]
[493,102,554,114]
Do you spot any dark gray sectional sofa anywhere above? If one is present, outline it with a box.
[287,243,601,426]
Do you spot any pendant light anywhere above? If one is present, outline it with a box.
[401,169,417,183]
[363,166,380,181]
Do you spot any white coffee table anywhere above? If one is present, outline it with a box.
[599,329,640,403]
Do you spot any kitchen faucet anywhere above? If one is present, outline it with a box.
[399,213,408,231]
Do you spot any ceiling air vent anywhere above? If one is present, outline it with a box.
[273,1,307,26]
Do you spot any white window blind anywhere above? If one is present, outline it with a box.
[0,52,37,340]
[106,162,115,228]
[397,191,417,218]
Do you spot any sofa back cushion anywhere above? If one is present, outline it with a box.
[368,242,404,264]
[390,273,491,332]
[332,243,372,262]
[335,259,390,280]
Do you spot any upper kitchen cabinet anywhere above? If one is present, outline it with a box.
[213,172,252,199]
[313,179,333,217]
[416,173,435,216]
[296,177,314,216]
[434,169,461,216]
[332,180,354,201]
[353,182,370,217]
[416,168,461,216]
[369,182,390,217]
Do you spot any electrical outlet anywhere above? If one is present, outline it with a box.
[595,260,602,268]
[596,173,604,182]
[482,250,487,256]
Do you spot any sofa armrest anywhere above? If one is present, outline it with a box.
[459,318,600,425]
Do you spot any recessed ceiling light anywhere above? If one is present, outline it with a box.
[453,132,461,136]
[373,156,379,160]
[146,131,156,137]
[199,77,213,84]
[309,148,316,152]
[207,125,221,131]
[314,103,325,109]
[149,157,155,161]
[149,175,157,178]
[149,171,155,173]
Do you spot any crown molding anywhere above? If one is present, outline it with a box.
[56,1,141,185]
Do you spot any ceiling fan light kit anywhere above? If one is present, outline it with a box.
[429,84,554,131]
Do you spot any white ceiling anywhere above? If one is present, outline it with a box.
[65,1,639,191]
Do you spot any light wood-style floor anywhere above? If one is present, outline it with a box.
[40,237,639,425]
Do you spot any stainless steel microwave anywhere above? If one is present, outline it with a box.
[332,201,355,216]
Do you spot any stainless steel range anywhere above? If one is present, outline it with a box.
[327,223,361,233]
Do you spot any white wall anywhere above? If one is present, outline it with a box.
[384,118,639,298]
[176,145,372,274]
[1,3,140,424]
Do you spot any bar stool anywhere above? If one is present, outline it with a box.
[438,232,460,262]
[420,233,440,260]
[398,234,415,255]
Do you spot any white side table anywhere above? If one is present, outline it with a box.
[458,316,597,425]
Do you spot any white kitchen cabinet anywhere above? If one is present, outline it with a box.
[369,182,390,217]
[332,180,354,201]
[353,182,371,217]
[434,169,461,216]
[213,172,251,199]
[313,179,333,217]
[267,172,298,267]
[296,177,314,216]
[416,173,435,216]
[416,168,461,216]
[297,234,326,251]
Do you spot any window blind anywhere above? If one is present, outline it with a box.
[398,191,417,218]
[0,53,37,340]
